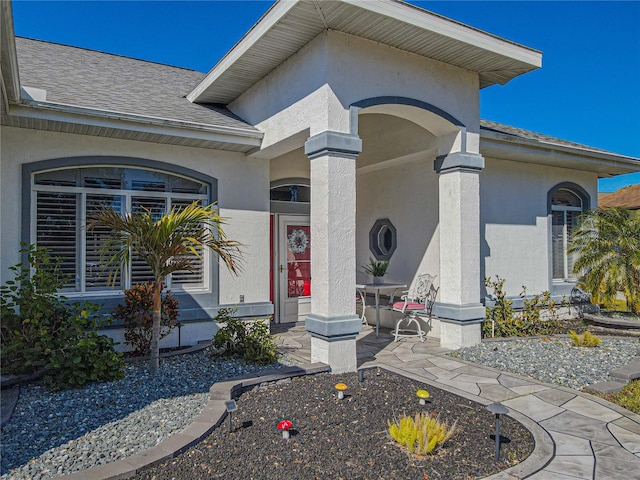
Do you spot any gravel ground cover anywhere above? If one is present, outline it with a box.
[6,332,636,480]
[136,369,533,480]
[0,349,299,480]
[451,336,639,390]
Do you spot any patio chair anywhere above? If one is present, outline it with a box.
[356,288,368,326]
[390,274,437,342]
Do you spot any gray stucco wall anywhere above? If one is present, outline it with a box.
[480,156,597,298]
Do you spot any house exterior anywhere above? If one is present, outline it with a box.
[2,0,639,373]
[599,185,640,211]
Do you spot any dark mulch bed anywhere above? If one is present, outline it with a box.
[136,370,533,480]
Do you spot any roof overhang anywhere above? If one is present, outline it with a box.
[480,129,640,177]
[0,0,21,108]
[4,100,263,152]
[188,0,542,104]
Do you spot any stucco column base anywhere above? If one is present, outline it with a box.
[306,313,361,373]
[309,334,358,373]
[439,318,482,350]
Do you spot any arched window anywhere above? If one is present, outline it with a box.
[270,183,310,203]
[549,184,589,281]
[31,165,210,293]
[269,178,310,215]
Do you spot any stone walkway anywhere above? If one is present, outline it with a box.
[273,323,640,479]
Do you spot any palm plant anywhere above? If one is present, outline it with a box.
[363,257,389,277]
[88,202,242,372]
[568,207,640,313]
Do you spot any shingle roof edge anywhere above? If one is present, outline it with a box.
[480,119,639,163]
[9,99,264,146]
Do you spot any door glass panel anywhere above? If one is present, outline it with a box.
[286,225,310,298]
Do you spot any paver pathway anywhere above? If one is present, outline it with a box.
[273,323,640,479]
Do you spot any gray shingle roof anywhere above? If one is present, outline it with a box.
[15,37,257,133]
[13,38,634,162]
[480,119,611,155]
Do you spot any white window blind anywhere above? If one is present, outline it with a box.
[36,191,78,289]
[33,167,209,294]
[85,195,123,290]
[551,189,583,281]
[170,198,204,287]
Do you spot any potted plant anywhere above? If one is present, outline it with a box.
[363,257,389,284]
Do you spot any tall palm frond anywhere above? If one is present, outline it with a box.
[87,202,243,371]
[568,207,640,313]
[88,202,242,285]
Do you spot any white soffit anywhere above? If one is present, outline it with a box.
[188,0,542,104]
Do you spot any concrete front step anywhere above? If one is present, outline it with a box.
[609,358,640,381]
[585,357,640,394]
[585,380,627,394]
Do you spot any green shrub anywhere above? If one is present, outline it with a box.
[44,308,125,390]
[1,244,125,389]
[483,276,566,338]
[388,412,457,456]
[1,244,69,373]
[569,330,601,347]
[112,283,179,355]
[213,307,277,365]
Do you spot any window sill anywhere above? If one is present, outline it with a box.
[60,287,211,299]
[551,280,578,297]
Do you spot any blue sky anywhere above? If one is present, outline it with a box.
[11,1,640,192]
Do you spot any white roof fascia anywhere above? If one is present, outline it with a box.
[351,0,542,68]
[0,0,21,106]
[188,0,542,104]
[480,131,640,174]
[9,100,263,147]
[186,0,298,103]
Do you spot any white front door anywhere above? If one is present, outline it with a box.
[277,215,311,323]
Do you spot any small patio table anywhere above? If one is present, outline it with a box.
[356,283,407,337]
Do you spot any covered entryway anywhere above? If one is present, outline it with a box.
[188,0,542,372]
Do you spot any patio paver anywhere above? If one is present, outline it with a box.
[273,322,640,479]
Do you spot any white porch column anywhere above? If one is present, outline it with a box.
[304,131,362,373]
[433,152,485,349]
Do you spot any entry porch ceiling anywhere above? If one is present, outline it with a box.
[188,0,542,104]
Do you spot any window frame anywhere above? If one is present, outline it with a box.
[547,183,590,283]
[24,157,218,299]
[369,218,397,261]
[269,178,311,215]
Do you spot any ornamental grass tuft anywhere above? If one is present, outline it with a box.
[569,330,601,347]
[388,412,457,456]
